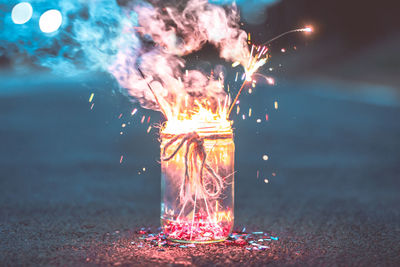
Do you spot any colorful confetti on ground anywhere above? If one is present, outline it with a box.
[134,227,279,251]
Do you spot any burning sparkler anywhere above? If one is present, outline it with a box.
[109,0,313,243]
[227,26,313,118]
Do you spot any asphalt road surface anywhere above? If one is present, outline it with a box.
[1,74,399,266]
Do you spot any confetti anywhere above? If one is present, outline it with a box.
[131,108,137,116]
[265,114,269,121]
[131,226,283,250]
[252,232,263,234]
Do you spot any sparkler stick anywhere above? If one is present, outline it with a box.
[137,67,168,119]
[227,81,247,118]
[227,27,313,119]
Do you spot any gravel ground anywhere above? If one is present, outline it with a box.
[1,75,400,266]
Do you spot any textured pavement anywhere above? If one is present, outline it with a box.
[1,75,400,266]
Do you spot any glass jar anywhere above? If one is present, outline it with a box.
[160,123,234,243]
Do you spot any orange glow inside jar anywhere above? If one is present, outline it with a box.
[160,115,234,243]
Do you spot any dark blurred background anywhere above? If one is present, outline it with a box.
[1,0,399,265]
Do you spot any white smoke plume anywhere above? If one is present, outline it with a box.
[109,0,250,117]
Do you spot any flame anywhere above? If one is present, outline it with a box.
[162,99,231,134]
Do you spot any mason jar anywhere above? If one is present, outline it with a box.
[160,122,234,243]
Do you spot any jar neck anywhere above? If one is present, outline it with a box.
[161,121,233,137]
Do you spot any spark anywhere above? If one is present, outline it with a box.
[260,26,314,46]
[274,101,278,110]
[141,115,145,123]
[118,113,123,119]
[266,77,275,85]
[256,119,261,123]
[122,123,126,128]
[232,61,240,67]
[120,155,124,164]
[90,103,94,110]
[264,179,269,184]
[89,93,94,103]
[227,26,314,119]
[304,26,313,32]
[265,114,269,121]
[131,108,137,116]
[147,125,152,133]
[262,155,269,161]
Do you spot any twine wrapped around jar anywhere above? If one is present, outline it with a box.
[161,132,231,203]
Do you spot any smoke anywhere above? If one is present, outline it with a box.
[1,0,252,116]
[111,0,250,113]
[0,0,137,74]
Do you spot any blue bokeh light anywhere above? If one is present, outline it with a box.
[39,9,63,33]
[11,2,33,24]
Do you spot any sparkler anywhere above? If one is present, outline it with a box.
[158,26,312,242]
[227,27,313,118]
[137,67,168,119]
[129,25,312,243]
[111,0,312,244]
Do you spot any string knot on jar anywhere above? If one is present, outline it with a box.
[161,131,225,203]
